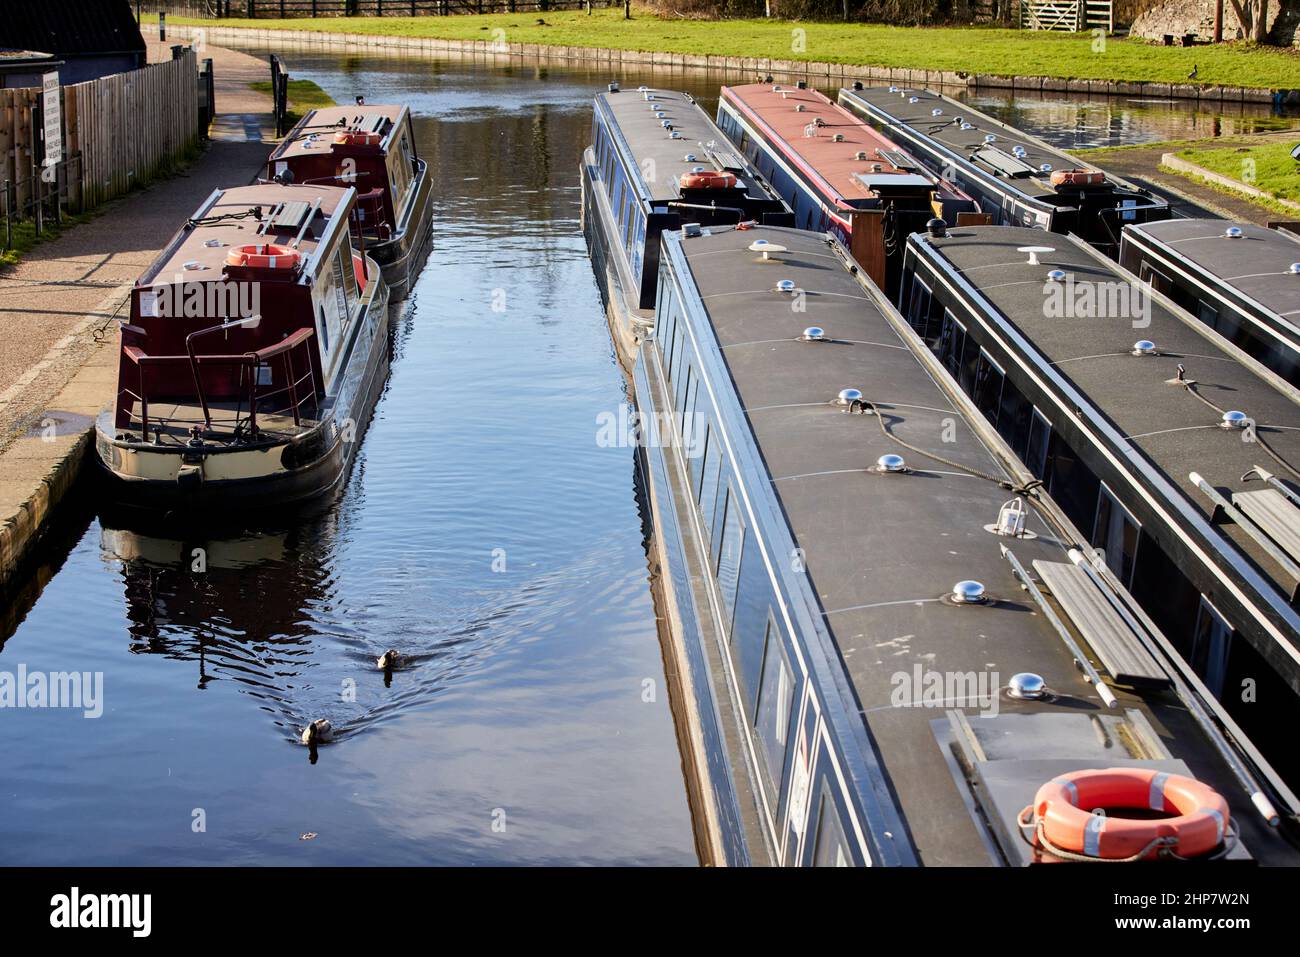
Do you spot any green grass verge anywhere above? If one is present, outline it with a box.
[0,212,95,268]
[175,10,1300,89]
[249,77,337,123]
[1174,140,1300,204]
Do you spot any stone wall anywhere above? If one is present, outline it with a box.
[1130,0,1290,42]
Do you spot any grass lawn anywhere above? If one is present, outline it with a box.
[1174,140,1300,203]
[248,77,337,122]
[175,10,1300,89]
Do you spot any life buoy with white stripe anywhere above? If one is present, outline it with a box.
[225,244,301,271]
[1049,169,1106,188]
[1022,768,1229,861]
[680,171,737,190]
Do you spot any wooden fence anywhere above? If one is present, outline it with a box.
[1,51,200,234]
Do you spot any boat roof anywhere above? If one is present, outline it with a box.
[595,87,770,205]
[841,86,1115,201]
[911,225,1300,652]
[667,224,1291,864]
[721,83,939,209]
[1124,218,1300,330]
[269,104,407,161]
[142,183,354,287]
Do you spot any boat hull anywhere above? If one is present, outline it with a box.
[367,158,434,301]
[580,147,654,371]
[95,276,392,513]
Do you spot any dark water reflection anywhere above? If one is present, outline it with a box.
[0,60,696,865]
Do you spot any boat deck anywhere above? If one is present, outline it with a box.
[916,226,1300,621]
[668,225,1290,864]
[269,104,405,160]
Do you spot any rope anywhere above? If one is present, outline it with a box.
[859,398,1044,497]
[1181,376,1300,482]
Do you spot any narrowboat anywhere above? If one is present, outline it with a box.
[838,85,1170,257]
[581,85,793,366]
[899,221,1300,789]
[716,82,982,297]
[1120,218,1300,385]
[636,221,1298,865]
[95,183,391,511]
[267,104,433,300]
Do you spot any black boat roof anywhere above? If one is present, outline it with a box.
[1123,218,1300,333]
[667,224,1296,864]
[595,87,775,205]
[910,225,1300,671]
[839,86,1139,203]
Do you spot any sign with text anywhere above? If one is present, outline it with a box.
[42,72,62,166]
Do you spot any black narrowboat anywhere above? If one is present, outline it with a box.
[838,85,1170,257]
[900,221,1300,790]
[581,85,792,366]
[1120,218,1300,385]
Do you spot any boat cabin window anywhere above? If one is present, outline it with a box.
[1192,597,1234,697]
[1092,484,1141,588]
[715,485,746,633]
[973,350,1005,423]
[939,310,967,381]
[1196,299,1221,332]
[812,790,851,867]
[1138,262,1173,296]
[1024,409,1051,481]
[698,431,724,546]
[387,134,413,217]
[906,276,942,343]
[754,616,794,798]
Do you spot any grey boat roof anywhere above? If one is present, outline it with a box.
[841,86,1131,202]
[671,224,1290,864]
[912,225,1300,658]
[1124,218,1300,333]
[595,87,772,205]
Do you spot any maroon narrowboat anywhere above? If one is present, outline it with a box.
[95,183,390,510]
[267,104,433,300]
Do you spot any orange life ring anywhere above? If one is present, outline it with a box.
[1050,168,1106,188]
[334,129,382,147]
[1024,768,1229,861]
[225,244,301,271]
[680,171,737,190]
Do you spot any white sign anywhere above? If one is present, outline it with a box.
[42,71,61,166]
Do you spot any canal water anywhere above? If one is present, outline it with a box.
[1,48,1294,866]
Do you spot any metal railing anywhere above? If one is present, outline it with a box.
[119,322,319,444]
[155,0,622,16]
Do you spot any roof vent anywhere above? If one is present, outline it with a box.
[1012,145,1027,158]
[832,133,845,142]
[773,84,782,92]
[1039,163,1054,172]
[682,223,703,238]
[1018,245,1054,265]
[608,82,620,93]
[888,85,899,93]
[960,123,974,131]
[854,150,868,161]
[1132,339,1157,356]
[1007,672,1046,700]
[795,103,806,112]
[776,279,797,293]
[1225,226,1244,239]
[182,260,207,270]
[952,580,986,603]
[927,218,947,238]
[931,108,943,116]
[984,134,997,143]
[1047,269,1068,282]
[908,96,919,104]
[683,153,697,162]
[1289,263,1300,275]
[749,240,787,261]
[1221,410,1249,429]
[669,131,682,139]
[800,326,826,341]
[691,166,706,173]
[655,110,667,119]
[660,119,672,128]
[643,92,656,101]
[836,387,864,407]
[875,453,907,473]
[852,81,864,91]
[796,80,808,90]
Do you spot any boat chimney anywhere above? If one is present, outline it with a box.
[926,218,947,238]
[607,81,619,93]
